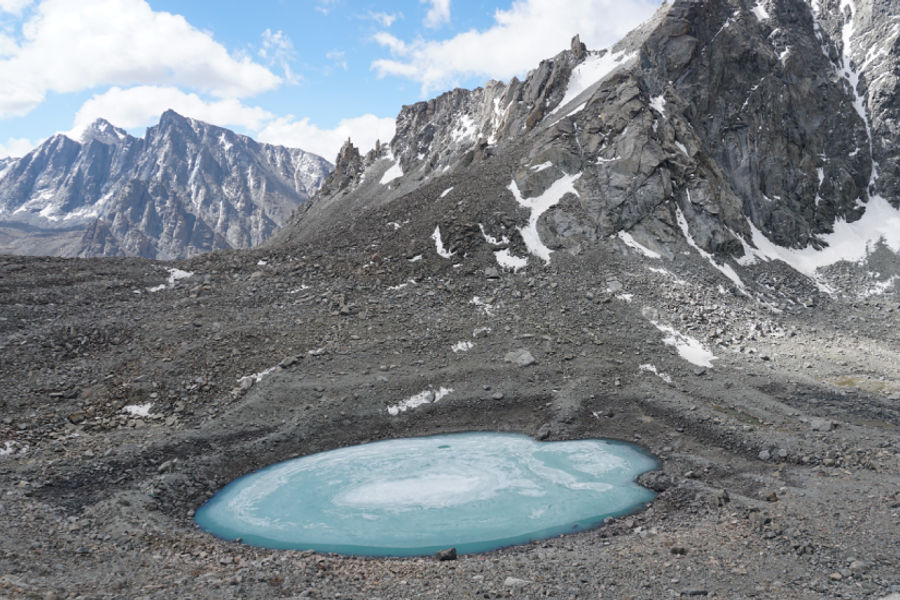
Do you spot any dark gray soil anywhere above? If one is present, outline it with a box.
[1,242,898,599]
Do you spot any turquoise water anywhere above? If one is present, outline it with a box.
[194,432,657,556]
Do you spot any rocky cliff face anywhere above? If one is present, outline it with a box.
[277,0,898,297]
[0,111,332,259]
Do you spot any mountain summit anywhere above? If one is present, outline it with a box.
[0,111,332,259]
[274,0,898,297]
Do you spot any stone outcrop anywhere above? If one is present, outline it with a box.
[282,0,897,280]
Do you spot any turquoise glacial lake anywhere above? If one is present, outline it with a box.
[194,432,657,556]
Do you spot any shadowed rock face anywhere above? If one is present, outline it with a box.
[0,112,332,259]
[279,0,897,271]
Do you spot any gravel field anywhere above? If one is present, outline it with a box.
[1,239,897,599]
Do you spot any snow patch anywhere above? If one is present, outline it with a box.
[148,267,193,293]
[470,296,495,316]
[122,403,152,417]
[388,279,416,291]
[652,322,717,368]
[451,115,477,143]
[639,364,673,384]
[387,387,453,416]
[219,133,233,153]
[380,161,403,185]
[479,223,509,246]
[752,1,770,21]
[674,141,690,157]
[649,95,666,115]
[494,249,528,272]
[676,204,746,293]
[530,162,553,172]
[407,255,423,262]
[432,226,455,259]
[565,102,587,118]
[451,341,474,353]
[440,186,454,198]
[740,197,900,293]
[860,275,899,297]
[551,50,635,116]
[647,266,687,285]
[0,441,28,457]
[617,231,661,259]
[508,173,581,263]
[237,366,277,385]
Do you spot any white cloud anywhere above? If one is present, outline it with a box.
[0,136,34,158]
[67,86,275,139]
[315,0,339,15]
[373,0,658,94]
[367,11,400,27]
[259,28,300,85]
[0,0,281,118]
[421,0,450,28]
[258,113,396,162]
[373,32,408,55]
[326,49,348,71]
[0,0,31,15]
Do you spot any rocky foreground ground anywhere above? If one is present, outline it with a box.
[0,240,898,599]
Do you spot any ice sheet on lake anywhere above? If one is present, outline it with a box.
[194,432,658,556]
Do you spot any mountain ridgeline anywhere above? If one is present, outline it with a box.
[0,111,332,259]
[275,0,898,296]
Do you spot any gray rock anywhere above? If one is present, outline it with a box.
[809,418,836,432]
[504,349,536,367]
[435,547,457,561]
[536,423,552,440]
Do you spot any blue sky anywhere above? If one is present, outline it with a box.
[0,0,659,161]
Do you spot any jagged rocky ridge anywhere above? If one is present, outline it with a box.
[0,111,332,259]
[278,0,898,296]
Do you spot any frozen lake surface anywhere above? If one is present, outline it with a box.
[195,432,657,556]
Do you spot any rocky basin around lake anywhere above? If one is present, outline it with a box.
[0,242,897,599]
[2,0,900,596]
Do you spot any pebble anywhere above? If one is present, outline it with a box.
[435,547,457,561]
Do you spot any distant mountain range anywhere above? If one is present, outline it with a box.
[0,110,332,259]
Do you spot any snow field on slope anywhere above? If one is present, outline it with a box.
[380,161,403,185]
[508,173,581,263]
[550,50,635,116]
[651,321,716,368]
[432,226,455,259]
[617,231,661,259]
